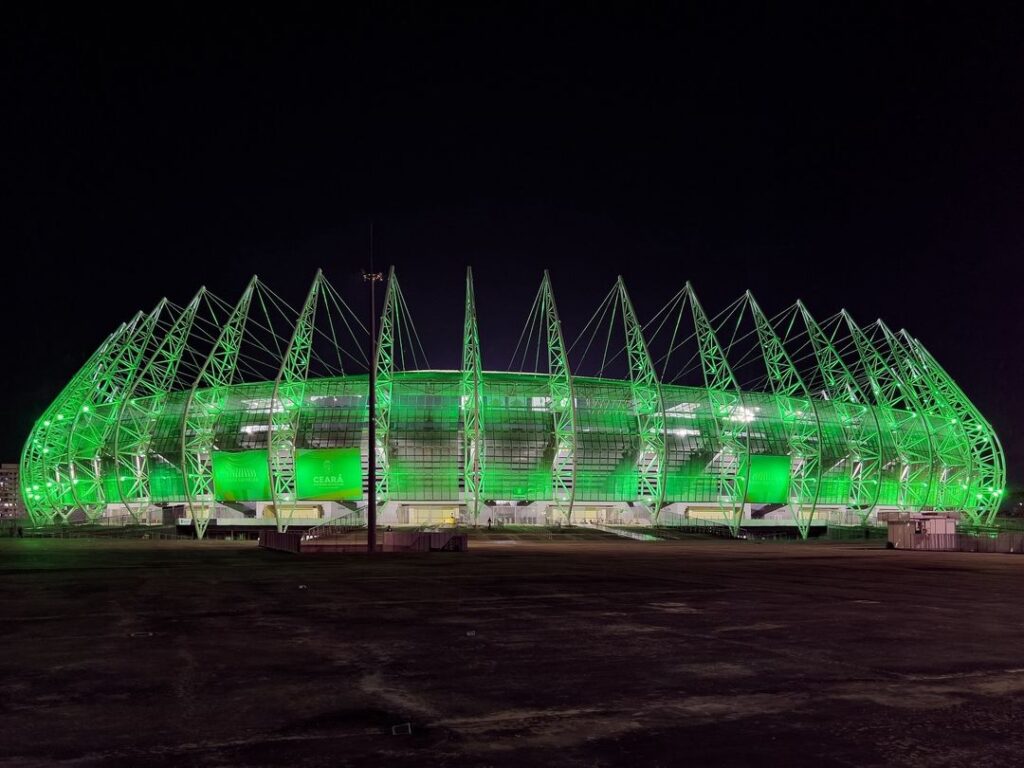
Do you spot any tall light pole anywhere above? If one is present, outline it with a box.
[364,268,383,553]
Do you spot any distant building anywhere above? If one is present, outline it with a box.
[0,463,26,519]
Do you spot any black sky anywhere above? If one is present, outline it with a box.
[2,5,1023,489]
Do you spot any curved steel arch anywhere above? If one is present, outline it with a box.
[113,288,206,521]
[687,283,750,536]
[66,301,168,521]
[541,271,578,523]
[844,312,935,514]
[747,294,823,539]
[906,334,1006,525]
[43,314,145,522]
[20,324,128,525]
[618,277,667,520]
[876,322,970,516]
[181,278,257,539]
[461,267,485,524]
[798,303,883,523]
[267,272,322,532]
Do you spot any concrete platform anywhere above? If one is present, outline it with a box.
[1,538,1023,766]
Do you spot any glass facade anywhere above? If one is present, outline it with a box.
[24,370,998,520]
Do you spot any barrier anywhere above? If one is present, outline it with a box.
[258,530,303,553]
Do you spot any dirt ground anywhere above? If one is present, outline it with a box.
[1,537,1022,767]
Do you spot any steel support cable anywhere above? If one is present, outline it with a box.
[320,299,346,376]
[652,294,713,382]
[660,291,749,384]
[321,279,371,369]
[569,284,618,372]
[253,289,288,364]
[660,292,692,382]
[605,284,717,379]
[397,292,415,370]
[510,283,543,371]
[651,290,688,379]
[394,296,407,371]
[599,295,619,378]
[398,283,430,370]
[534,290,546,373]
[567,283,617,355]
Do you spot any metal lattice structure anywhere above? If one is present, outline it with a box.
[688,283,751,533]
[20,271,1005,533]
[618,278,667,519]
[461,267,485,523]
[112,289,208,521]
[747,293,823,538]
[843,312,935,514]
[181,278,257,539]
[268,272,323,531]
[797,301,883,523]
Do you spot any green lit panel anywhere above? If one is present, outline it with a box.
[741,392,805,505]
[149,462,185,501]
[212,450,270,501]
[213,382,278,452]
[741,392,791,457]
[925,412,969,509]
[745,454,791,503]
[573,378,638,502]
[875,418,900,506]
[102,469,123,505]
[295,447,362,500]
[296,376,369,495]
[905,410,935,507]
[66,465,121,506]
[68,478,98,505]
[148,393,189,454]
[386,373,460,501]
[662,385,719,503]
[481,373,553,500]
[814,400,853,505]
[296,378,368,449]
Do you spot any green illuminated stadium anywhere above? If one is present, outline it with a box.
[20,269,1005,538]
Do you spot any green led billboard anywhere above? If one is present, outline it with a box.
[295,447,362,500]
[745,455,791,503]
[212,450,271,502]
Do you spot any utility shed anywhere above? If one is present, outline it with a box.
[886,513,958,551]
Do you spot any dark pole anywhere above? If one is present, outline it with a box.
[367,270,377,554]
[365,223,380,554]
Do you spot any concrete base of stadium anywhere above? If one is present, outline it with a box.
[84,499,904,536]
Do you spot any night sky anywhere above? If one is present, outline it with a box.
[3,6,1022,491]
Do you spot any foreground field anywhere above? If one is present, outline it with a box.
[1,538,1022,767]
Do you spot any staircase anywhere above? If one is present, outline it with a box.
[301,508,366,542]
[750,503,787,520]
[577,522,660,541]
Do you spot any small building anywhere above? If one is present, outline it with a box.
[885,512,958,551]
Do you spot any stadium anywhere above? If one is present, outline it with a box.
[20,268,1005,539]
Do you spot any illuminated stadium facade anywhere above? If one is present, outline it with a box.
[20,268,1005,538]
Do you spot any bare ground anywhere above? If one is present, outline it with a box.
[1,537,1022,767]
